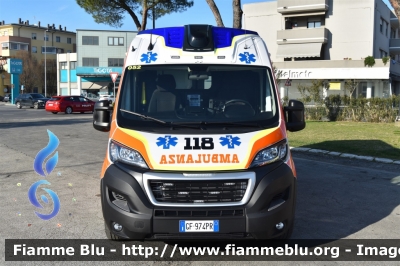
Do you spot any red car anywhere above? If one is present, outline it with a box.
[45,96,95,114]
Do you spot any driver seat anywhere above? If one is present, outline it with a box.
[148,74,176,113]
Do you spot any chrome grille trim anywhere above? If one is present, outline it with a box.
[143,172,256,207]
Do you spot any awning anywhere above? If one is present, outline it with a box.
[276,43,322,58]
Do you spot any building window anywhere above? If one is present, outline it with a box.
[3,42,29,51]
[32,46,37,53]
[32,33,37,40]
[70,61,77,69]
[56,36,61,42]
[108,37,124,46]
[82,36,99,45]
[386,21,389,37]
[108,58,124,66]
[67,37,71,44]
[380,18,383,33]
[67,50,71,53]
[391,28,396,38]
[42,46,57,54]
[60,62,67,69]
[4,31,8,36]
[44,34,49,41]
[308,21,321,28]
[380,49,388,58]
[82,57,99,66]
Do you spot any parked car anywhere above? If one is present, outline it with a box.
[14,93,49,109]
[98,95,115,104]
[45,95,95,114]
[3,93,10,102]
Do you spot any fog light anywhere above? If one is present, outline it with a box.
[276,222,284,230]
[113,222,123,232]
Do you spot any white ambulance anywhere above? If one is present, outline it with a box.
[93,25,305,240]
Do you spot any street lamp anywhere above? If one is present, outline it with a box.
[44,29,48,97]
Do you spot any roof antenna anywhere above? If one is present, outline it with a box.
[148,29,154,51]
[244,29,250,50]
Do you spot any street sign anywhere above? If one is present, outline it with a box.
[285,78,291,86]
[110,72,119,83]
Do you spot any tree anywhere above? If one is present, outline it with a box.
[344,79,359,100]
[37,59,57,96]
[15,51,41,93]
[205,0,224,27]
[76,0,194,31]
[206,0,243,28]
[390,0,400,20]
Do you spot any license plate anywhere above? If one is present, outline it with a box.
[48,104,53,106]
[179,220,219,232]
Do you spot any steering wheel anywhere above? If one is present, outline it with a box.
[223,99,255,117]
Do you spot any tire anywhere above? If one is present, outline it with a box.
[80,112,84,114]
[16,102,21,109]
[52,112,58,114]
[65,106,73,114]
[34,102,39,109]
[104,222,123,241]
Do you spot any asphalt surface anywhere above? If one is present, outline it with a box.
[0,103,399,265]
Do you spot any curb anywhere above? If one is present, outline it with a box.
[290,147,400,165]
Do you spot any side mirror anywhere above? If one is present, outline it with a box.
[284,100,306,132]
[93,100,112,132]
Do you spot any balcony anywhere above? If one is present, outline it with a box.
[390,12,399,29]
[277,27,328,44]
[389,38,400,54]
[277,0,329,14]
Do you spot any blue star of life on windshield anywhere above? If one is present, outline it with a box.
[156,135,178,149]
[239,52,256,64]
[140,52,158,63]
[219,135,241,149]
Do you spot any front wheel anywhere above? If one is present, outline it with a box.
[65,106,73,114]
[16,102,22,109]
[33,102,39,109]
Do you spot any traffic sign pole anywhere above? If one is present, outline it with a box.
[109,72,119,104]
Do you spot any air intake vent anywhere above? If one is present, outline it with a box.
[154,209,244,217]
[149,180,248,204]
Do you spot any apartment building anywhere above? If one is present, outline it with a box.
[57,29,137,98]
[243,0,400,99]
[0,19,76,97]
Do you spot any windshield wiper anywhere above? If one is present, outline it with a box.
[174,121,263,128]
[120,109,166,124]
[120,109,201,129]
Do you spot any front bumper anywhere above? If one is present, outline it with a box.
[101,161,297,240]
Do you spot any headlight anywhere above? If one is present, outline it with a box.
[37,100,43,102]
[249,140,288,168]
[109,140,148,168]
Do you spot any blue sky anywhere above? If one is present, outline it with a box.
[0,0,394,32]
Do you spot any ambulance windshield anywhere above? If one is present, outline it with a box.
[117,64,279,132]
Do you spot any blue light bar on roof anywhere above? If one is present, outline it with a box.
[138,26,258,50]
[212,27,258,48]
[139,27,184,48]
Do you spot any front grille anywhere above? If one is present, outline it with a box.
[154,209,244,217]
[149,180,248,204]
[152,233,249,240]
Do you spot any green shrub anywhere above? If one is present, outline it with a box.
[382,56,390,65]
[364,56,375,67]
[304,95,400,123]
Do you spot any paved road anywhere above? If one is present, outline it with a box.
[0,104,399,265]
